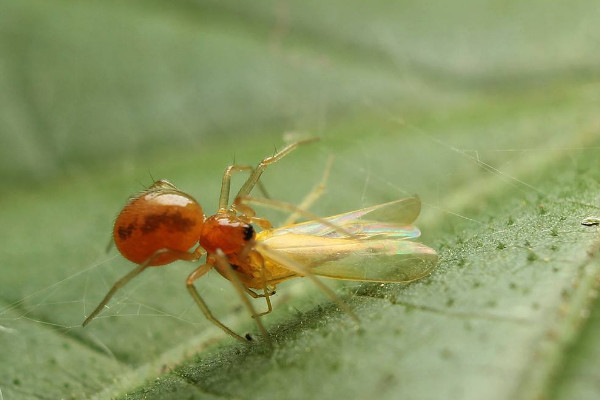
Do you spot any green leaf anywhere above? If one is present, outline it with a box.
[1,1,600,399]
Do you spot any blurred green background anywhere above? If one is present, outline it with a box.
[2,1,600,399]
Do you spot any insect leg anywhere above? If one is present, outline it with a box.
[243,287,273,317]
[234,139,318,202]
[213,250,272,347]
[83,248,203,326]
[245,287,276,298]
[255,243,359,323]
[242,252,273,317]
[256,257,273,318]
[284,155,334,225]
[218,165,270,211]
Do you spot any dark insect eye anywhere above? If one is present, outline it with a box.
[243,225,254,241]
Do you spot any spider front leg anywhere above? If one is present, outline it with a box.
[212,250,272,346]
[233,139,318,204]
[218,165,271,211]
[186,262,249,343]
[231,200,272,230]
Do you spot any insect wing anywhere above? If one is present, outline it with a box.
[258,232,438,283]
[271,197,422,239]
[311,239,437,282]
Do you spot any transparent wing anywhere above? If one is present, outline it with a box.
[271,197,422,239]
[258,232,438,283]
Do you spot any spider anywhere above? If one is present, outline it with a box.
[83,139,437,345]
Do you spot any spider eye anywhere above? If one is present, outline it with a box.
[244,225,255,241]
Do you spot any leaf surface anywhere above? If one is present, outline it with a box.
[1,1,600,399]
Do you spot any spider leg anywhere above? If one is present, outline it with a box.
[213,250,272,347]
[233,139,318,204]
[284,155,334,225]
[83,248,203,326]
[218,165,270,211]
[186,262,250,343]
